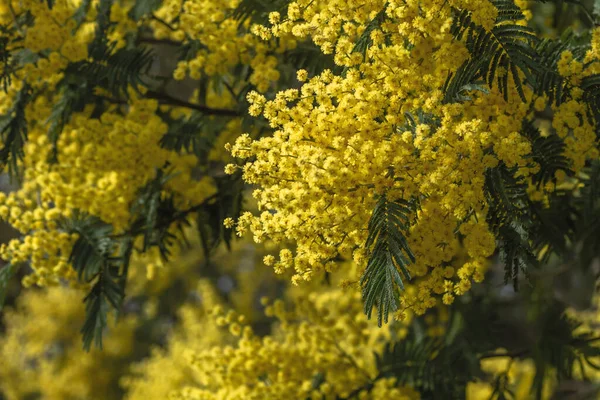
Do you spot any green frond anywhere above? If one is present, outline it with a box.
[283,43,337,77]
[530,195,573,263]
[522,120,571,186]
[485,164,529,230]
[581,73,600,122]
[81,267,124,351]
[443,58,489,103]
[59,212,128,350]
[484,165,539,288]
[197,173,244,261]
[448,2,540,102]
[130,169,189,260]
[351,6,388,58]
[159,112,229,160]
[0,84,32,178]
[361,195,416,326]
[575,161,600,268]
[72,0,93,27]
[0,25,17,92]
[231,0,290,25]
[531,307,600,398]
[129,0,162,21]
[61,213,116,282]
[534,38,572,105]
[376,336,476,399]
[47,78,92,163]
[68,44,154,99]
[492,0,526,22]
[398,110,441,135]
[498,222,539,289]
[0,263,21,311]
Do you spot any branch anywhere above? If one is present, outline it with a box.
[96,91,240,116]
[150,14,178,31]
[145,91,240,116]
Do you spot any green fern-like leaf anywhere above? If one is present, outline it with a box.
[361,195,416,326]
[485,165,539,288]
[0,84,32,177]
[283,43,337,77]
[575,161,600,268]
[376,336,477,399]
[159,112,229,160]
[522,120,571,186]
[129,0,162,21]
[129,168,191,260]
[231,0,290,24]
[352,6,388,58]
[0,25,17,92]
[498,222,539,289]
[447,1,540,102]
[68,44,154,99]
[531,307,600,398]
[47,78,92,162]
[197,173,244,262]
[485,164,529,230]
[59,212,128,350]
[0,263,21,311]
[581,73,600,122]
[81,267,123,350]
[534,37,572,105]
[62,213,116,282]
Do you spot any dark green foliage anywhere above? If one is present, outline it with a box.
[283,43,337,78]
[72,0,93,26]
[129,169,190,261]
[443,58,490,103]
[531,304,600,398]
[64,214,116,283]
[81,266,124,350]
[400,111,441,134]
[42,5,154,158]
[0,263,20,311]
[361,195,416,326]
[485,165,539,287]
[581,73,600,122]
[0,24,18,92]
[47,78,92,162]
[159,113,229,160]
[351,6,388,58]
[60,213,126,350]
[575,161,600,268]
[522,120,571,186]
[533,37,572,105]
[129,0,163,21]
[0,84,32,177]
[498,222,539,289]
[231,0,290,25]
[485,164,529,230]
[376,337,477,399]
[447,0,594,105]
[197,173,245,261]
[67,44,154,99]
[530,194,574,263]
[449,1,540,102]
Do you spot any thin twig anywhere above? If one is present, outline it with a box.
[96,92,240,117]
[145,90,240,116]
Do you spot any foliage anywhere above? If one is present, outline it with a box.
[361,195,416,325]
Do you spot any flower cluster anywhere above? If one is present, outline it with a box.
[227,0,600,318]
